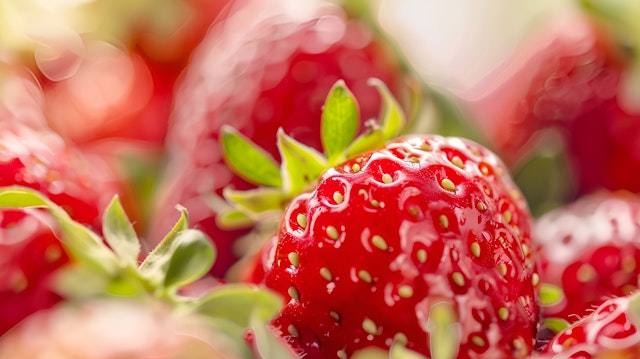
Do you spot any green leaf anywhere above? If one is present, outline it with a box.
[216,208,255,230]
[368,77,406,140]
[195,284,283,327]
[0,186,119,275]
[542,318,570,335]
[321,80,359,164]
[163,229,216,290]
[345,128,385,159]
[428,301,459,359]
[102,195,140,266]
[278,128,328,194]
[248,311,299,359]
[539,283,565,307]
[223,186,288,216]
[221,125,283,188]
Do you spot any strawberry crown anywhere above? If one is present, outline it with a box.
[0,186,296,358]
[217,78,407,230]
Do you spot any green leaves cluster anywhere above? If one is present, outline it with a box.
[219,78,407,229]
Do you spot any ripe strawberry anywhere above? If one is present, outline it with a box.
[464,13,637,197]
[533,191,640,337]
[0,119,118,334]
[259,134,539,358]
[539,292,640,358]
[151,0,414,277]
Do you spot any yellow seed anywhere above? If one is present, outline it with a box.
[326,226,339,240]
[476,202,487,211]
[471,335,486,347]
[370,199,380,208]
[532,273,540,286]
[407,206,419,216]
[288,252,299,267]
[503,210,512,224]
[296,213,307,228]
[288,286,299,300]
[362,318,378,335]
[382,173,393,184]
[394,332,408,345]
[577,264,596,283]
[337,350,347,359]
[498,262,508,276]
[498,307,509,321]
[320,267,333,281]
[416,249,427,264]
[333,191,344,204]
[371,235,388,251]
[330,311,341,321]
[441,178,456,192]
[420,143,431,151]
[288,325,299,337]
[452,272,465,286]
[358,270,373,283]
[439,214,449,229]
[470,242,481,258]
[451,156,464,169]
[398,285,414,298]
[352,163,361,173]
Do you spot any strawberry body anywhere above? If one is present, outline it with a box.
[540,293,640,358]
[534,191,640,330]
[260,135,539,358]
[152,0,412,277]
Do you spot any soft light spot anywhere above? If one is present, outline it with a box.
[320,267,333,281]
[296,213,307,228]
[326,226,339,240]
[382,173,393,184]
[398,285,414,298]
[441,178,456,192]
[288,286,299,300]
[577,263,596,283]
[358,270,373,283]
[371,235,388,251]
[362,318,378,335]
[288,252,299,267]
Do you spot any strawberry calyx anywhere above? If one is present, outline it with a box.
[218,78,407,230]
[0,185,297,358]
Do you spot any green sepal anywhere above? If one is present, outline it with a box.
[0,186,119,275]
[369,77,406,140]
[278,128,328,194]
[221,125,283,188]
[345,128,385,159]
[542,318,570,335]
[162,229,216,291]
[223,186,289,218]
[539,283,565,307]
[321,79,359,164]
[194,284,283,327]
[102,195,140,266]
[216,208,255,230]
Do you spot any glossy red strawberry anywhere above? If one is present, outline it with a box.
[533,190,640,337]
[465,13,636,197]
[0,120,116,334]
[259,135,539,358]
[539,292,640,358]
[151,0,413,277]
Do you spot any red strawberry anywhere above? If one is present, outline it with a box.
[533,191,640,336]
[464,13,637,197]
[539,292,640,358]
[258,134,539,358]
[151,0,414,277]
[0,119,117,334]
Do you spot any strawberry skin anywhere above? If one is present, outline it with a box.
[260,135,539,358]
[540,292,640,358]
[152,0,412,277]
[534,191,640,331]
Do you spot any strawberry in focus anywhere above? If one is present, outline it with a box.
[533,191,640,340]
[152,0,415,277]
[259,135,539,358]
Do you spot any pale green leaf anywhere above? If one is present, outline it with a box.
[195,284,282,327]
[221,126,282,188]
[223,186,288,216]
[216,208,254,230]
[345,128,385,159]
[163,229,216,290]
[102,195,140,266]
[278,128,328,194]
[0,186,119,274]
[369,78,406,141]
[321,80,359,164]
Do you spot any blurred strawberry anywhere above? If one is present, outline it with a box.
[463,12,640,199]
[151,0,416,277]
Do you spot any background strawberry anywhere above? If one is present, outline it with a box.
[259,134,539,358]
[538,292,640,357]
[533,190,640,341]
[150,0,417,277]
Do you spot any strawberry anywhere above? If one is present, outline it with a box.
[538,292,640,358]
[257,134,539,358]
[151,0,415,277]
[533,190,640,339]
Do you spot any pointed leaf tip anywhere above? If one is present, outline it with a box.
[321,80,359,164]
[368,77,406,141]
[278,128,327,194]
[103,195,140,266]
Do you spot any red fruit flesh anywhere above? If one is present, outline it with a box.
[261,135,538,358]
[534,191,640,326]
[152,1,411,277]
